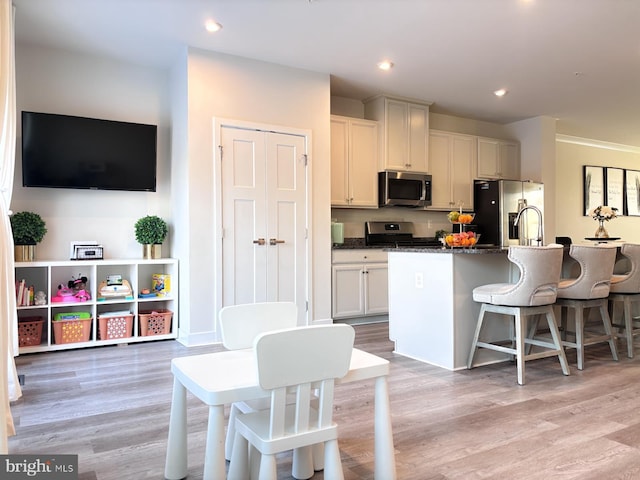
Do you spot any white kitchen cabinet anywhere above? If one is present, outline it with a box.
[331,249,388,319]
[15,258,178,353]
[429,130,477,211]
[477,137,520,180]
[364,95,431,173]
[330,115,378,207]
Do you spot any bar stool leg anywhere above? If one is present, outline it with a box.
[600,302,619,362]
[574,307,584,370]
[515,310,525,386]
[623,297,635,358]
[467,304,487,369]
[545,309,570,376]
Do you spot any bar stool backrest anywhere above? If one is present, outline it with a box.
[557,244,617,299]
[498,244,564,307]
[610,243,640,294]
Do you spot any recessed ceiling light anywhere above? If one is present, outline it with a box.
[205,20,223,33]
[493,88,508,97]
[377,60,394,71]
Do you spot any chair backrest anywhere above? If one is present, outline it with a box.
[557,244,617,299]
[499,244,564,306]
[254,324,355,437]
[555,236,572,246]
[610,243,640,294]
[219,302,298,350]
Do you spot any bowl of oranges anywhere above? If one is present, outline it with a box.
[447,211,475,225]
[443,231,480,248]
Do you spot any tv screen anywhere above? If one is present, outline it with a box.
[21,111,157,192]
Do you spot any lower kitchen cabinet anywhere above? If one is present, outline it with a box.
[15,258,178,353]
[331,249,388,319]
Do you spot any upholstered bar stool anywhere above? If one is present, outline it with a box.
[467,244,569,385]
[608,243,640,358]
[553,244,618,370]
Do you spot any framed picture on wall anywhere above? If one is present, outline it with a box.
[625,169,640,216]
[583,165,604,216]
[605,167,624,214]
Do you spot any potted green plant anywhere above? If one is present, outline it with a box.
[134,215,168,259]
[10,211,47,262]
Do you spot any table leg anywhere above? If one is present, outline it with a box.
[165,378,188,480]
[203,405,226,480]
[374,376,396,480]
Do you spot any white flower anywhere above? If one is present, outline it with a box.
[589,205,618,221]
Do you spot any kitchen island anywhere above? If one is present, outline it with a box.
[387,247,514,370]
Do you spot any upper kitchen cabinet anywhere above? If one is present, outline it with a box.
[477,137,520,180]
[364,95,432,173]
[331,115,379,208]
[429,130,477,211]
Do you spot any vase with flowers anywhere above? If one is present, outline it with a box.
[589,205,618,238]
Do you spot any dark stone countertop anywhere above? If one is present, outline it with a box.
[332,238,507,253]
[386,246,508,254]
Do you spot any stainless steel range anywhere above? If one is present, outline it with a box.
[364,221,441,248]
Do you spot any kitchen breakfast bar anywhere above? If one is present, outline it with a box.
[387,247,515,370]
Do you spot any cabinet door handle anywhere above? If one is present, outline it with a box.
[269,238,285,245]
[253,238,266,245]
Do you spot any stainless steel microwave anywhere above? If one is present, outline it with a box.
[378,171,432,208]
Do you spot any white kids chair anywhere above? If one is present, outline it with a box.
[219,302,298,461]
[227,324,355,480]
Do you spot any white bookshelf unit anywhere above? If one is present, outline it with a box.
[15,258,178,353]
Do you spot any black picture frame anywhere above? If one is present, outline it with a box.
[605,167,624,214]
[583,165,604,216]
[625,169,640,216]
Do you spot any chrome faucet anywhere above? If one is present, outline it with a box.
[514,205,544,246]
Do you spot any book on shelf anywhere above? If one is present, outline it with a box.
[16,280,25,306]
[15,280,34,306]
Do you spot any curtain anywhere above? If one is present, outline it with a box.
[0,0,21,453]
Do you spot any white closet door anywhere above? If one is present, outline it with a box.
[221,126,307,321]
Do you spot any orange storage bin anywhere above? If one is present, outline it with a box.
[98,313,133,340]
[18,317,44,347]
[139,309,172,336]
[53,312,92,344]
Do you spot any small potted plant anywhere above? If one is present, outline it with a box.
[134,215,168,259]
[10,211,47,262]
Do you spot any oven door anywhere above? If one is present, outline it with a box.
[379,171,432,207]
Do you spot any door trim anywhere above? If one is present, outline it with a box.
[212,118,312,332]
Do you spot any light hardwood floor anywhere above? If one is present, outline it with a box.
[9,322,640,479]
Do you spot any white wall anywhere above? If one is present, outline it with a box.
[13,45,172,260]
[175,48,332,345]
[556,137,640,242]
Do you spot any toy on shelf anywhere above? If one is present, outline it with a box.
[51,275,91,303]
[34,291,46,305]
[97,274,133,301]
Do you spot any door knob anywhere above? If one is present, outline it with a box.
[269,238,285,245]
[253,238,266,245]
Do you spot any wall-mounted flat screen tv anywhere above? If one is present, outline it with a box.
[22,111,157,192]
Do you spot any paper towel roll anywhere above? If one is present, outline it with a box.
[331,222,344,245]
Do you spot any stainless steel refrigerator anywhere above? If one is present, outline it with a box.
[473,179,545,247]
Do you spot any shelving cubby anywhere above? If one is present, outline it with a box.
[16,258,178,353]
